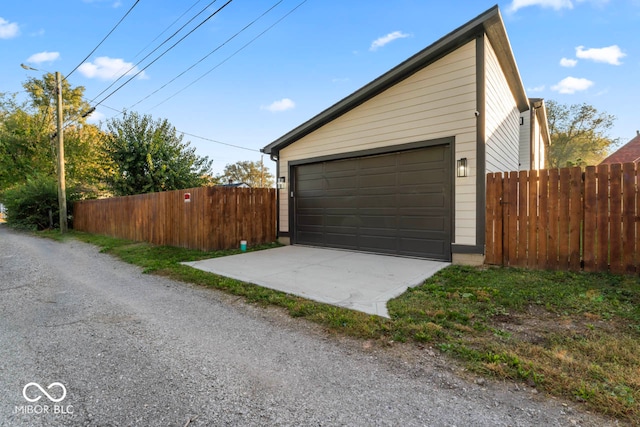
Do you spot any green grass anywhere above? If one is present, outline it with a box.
[38,230,640,424]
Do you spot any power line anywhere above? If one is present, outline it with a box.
[72,103,259,153]
[66,0,141,79]
[93,0,235,108]
[131,0,204,60]
[88,0,223,104]
[178,131,259,152]
[149,0,308,111]
[129,0,284,109]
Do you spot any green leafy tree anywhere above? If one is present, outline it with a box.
[0,74,107,193]
[218,160,274,188]
[546,100,617,168]
[103,111,213,195]
[0,98,55,187]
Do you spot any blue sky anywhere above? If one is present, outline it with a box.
[1,0,639,175]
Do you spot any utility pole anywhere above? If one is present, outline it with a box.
[55,71,68,233]
[21,64,68,232]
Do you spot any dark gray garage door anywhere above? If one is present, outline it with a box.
[293,145,451,260]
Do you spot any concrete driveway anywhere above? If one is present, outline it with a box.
[182,246,450,317]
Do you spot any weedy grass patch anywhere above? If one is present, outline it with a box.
[388,266,640,423]
[43,231,640,424]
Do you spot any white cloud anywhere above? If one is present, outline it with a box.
[575,45,626,65]
[77,56,147,80]
[577,0,611,6]
[27,51,60,64]
[527,85,546,93]
[261,98,295,113]
[369,31,410,51]
[508,0,573,12]
[551,76,594,94]
[0,17,19,39]
[86,110,105,123]
[560,57,578,67]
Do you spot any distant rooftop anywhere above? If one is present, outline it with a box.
[600,131,640,165]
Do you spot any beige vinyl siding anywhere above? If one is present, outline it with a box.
[532,114,544,170]
[279,40,477,245]
[484,38,520,173]
[518,111,531,170]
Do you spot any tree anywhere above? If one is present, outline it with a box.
[218,160,274,188]
[103,111,213,195]
[546,100,617,168]
[0,74,108,193]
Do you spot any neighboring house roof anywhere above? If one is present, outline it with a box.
[219,182,251,188]
[262,5,528,156]
[600,133,640,164]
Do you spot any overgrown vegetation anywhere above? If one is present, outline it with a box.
[1,176,79,230]
[41,231,640,424]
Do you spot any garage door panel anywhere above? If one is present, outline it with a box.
[397,194,445,208]
[296,178,324,192]
[325,233,359,247]
[399,170,446,185]
[399,146,446,164]
[400,238,445,258]
[400,216,446,232]
[397,189,442,198]
[359,236,398,251]
[294,145,451,260]
[297,214,323,227]
[326,176,357,190]
[356,194,397,207]
[357,173,397,189]
[325,160,359,173]
[324,215,360,227]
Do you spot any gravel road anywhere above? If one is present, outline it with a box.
[0,225,617,426]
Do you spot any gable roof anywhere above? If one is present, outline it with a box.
[263,5,528,156]
[600,133,640,165]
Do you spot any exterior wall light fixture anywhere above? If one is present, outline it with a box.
[457,158,468,177]
[277,176,286,189]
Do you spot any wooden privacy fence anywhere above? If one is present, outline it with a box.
[485,162,639,274]
[73,186,277,251]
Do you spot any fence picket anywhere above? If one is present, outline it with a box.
[622,163,636,273]
[596,165,610,271]
[558,168,571,270]
[609,164,623,274]
[569,167,582,271]
[528,170,538,268]
[537,169,548,269]
[547,169,559,270]
[507,171,518,266]
[583,167,597,272]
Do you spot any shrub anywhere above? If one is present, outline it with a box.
[0,176,76,230]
